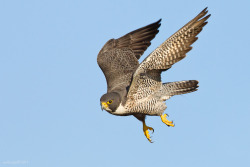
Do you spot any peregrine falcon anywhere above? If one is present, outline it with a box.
[97,8,210,142]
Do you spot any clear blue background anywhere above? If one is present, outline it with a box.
[0,0,249,166]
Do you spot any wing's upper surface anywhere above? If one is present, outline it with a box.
[97,20,161,92]
[127,8,210,100]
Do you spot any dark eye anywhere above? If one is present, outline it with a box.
[107,100,113,104]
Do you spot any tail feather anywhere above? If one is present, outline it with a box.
[163,80,199,96]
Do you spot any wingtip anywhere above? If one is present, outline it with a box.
[154,19,162,29]
[199,7,209,16]
[155,18,162,25]
[203,7,208,13]
[198,8,211,22]
[203,7,211,16]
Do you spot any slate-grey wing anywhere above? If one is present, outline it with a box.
[97,19,161,92]
[97,47,139,92]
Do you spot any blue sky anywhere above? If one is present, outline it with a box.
[0,0,250,166]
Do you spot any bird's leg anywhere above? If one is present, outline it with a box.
[161,114,175,127]
[142,121,154,143]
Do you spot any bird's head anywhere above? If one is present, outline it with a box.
[100,92,121,113]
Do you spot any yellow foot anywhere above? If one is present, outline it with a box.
[143,122,154,143]
[161,114,175,127]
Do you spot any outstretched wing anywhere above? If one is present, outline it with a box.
[97,19,161,92]
[127,8,210,99]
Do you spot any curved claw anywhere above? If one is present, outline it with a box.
[161,114,175,127]
[147,126,154,133]
[143,122,154,143]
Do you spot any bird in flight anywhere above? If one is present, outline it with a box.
[97,8,210,142]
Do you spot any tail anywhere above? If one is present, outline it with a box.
[163,80,199,96]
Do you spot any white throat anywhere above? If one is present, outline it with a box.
[113,103,127,115]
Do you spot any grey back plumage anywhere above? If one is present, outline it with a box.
[97,20,161,93]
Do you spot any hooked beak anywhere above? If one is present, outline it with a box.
[101,102,108,111]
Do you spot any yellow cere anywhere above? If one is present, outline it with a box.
[101,102,109,109]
